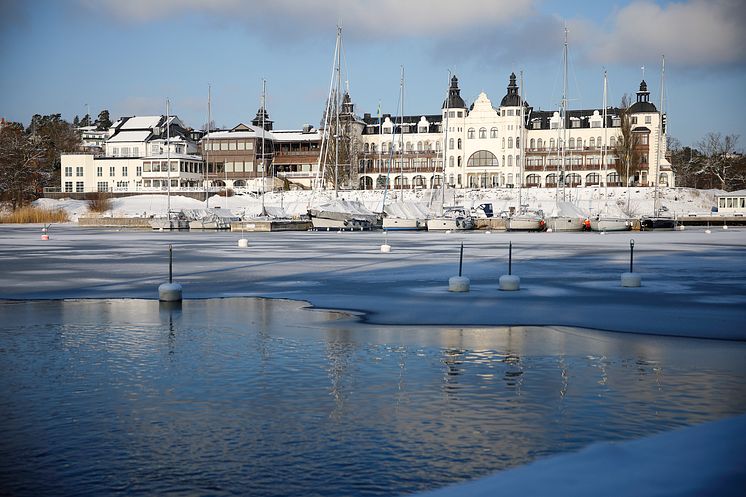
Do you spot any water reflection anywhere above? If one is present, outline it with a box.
[0,298,745,497]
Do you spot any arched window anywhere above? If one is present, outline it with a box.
[490,128,498,138]
[545,173,557,186]
[530,138,536,149]
[467,128,475,139]
[507,173,513,185]
[569,138,575,149]
[526,174,541,186]
[449,156,454,167]
[457,156,462,167]
[607,171,620,185]
[466,150,499,167]
[364,143,370,153]
[586,172,600,185]
[448,174,454,186]
[566,173,582,186]
[508,155,513,167]
[479,127,487,139]
[449,138,454,150]
[516,136,520,148]
[589,137,596,148]
[659,173,668,186]
[371,143,377,153]
[502,137,506,149]
[597,136,602,147]
[537,138,543,149]
[516,155,520,167]
[508,137,513,148]
[417,141,423,151]
[436,141,441,151]
[549,138,555,149]
[457,138,462,149]
[609,136,616,148]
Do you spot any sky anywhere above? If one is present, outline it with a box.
[1,0,744,148]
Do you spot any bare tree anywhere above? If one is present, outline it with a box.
[0,123,47,209]
[612,95,641,185]
[695,133,744,191]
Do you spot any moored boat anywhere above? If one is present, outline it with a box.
[426,207,474,231]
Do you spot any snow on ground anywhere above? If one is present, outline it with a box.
[415,413,746,497]
[33,186,723,220]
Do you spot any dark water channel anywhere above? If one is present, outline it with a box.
[1,298,745,497]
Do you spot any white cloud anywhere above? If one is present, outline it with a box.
[80,0,536,37]
[587,0,746,67]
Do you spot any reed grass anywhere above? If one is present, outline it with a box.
[0,206,70,224]
[88,192,112,213]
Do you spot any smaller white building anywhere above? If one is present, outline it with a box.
[715,190,746,215]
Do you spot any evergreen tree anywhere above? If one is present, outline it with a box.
[80,114,91,127]
[73,115,80,127]
[96,110,112,130]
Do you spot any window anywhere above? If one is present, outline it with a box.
[121,147,130,156]
[76,166,83,177]
[537,138,543,149]
[449,138,454,150]
[589,137,596,149]
[550,138,555,149]
[97,181,108,192]
[479,128,487,139]
[490,128,498,138]
[516,137,520,149]
[64,181,73,192]
[640,134,649,145]
[533,121,541,129]
[508,156,513,167]
[502,137,506,149]
[151,144,160,154]
[220,142,228,151]
[530,138,536,149]
[632,116,638,124]
[109,166,115,176]
[457,139,462,150]
[449,156,454,167]
[136,166,142,176]
[132,147,139,157]
[468,128,475,139]
[228,142,236,151]
[508,137,513,148]
[645,116,652,124]
[112,147,119,157]
[457,156,462,167]
[122,166,128,177]
[610,136,616,148]
[97,166,103,177]
[507,109,514,116]
[466,150,498,167]
[569,138,575,149]
[64,166,72,177]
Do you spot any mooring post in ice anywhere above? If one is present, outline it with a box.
[499,241,520,291]
[621,239,642,287]
[448,242,470,292]
[238,225,249,248]
[159,243,183,302]
[380,232,391,253]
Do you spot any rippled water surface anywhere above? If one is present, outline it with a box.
[1,298,745,497]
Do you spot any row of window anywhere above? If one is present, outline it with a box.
[467,128,499,139]
[63,181,85,192]
[363,141,442,153]
[110,147,139,157]
[203,140,255,152]
[718,197,746,209]
[64,166,85,177]
[527,136,629,150]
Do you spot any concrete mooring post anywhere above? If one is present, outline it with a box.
[159,243,183,301]
[448,242,470,292]
[621,239,642,287]
[499,241,520,291]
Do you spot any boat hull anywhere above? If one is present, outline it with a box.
[506,217,544,231]
[426,217,474,231]
[590,218,631,232]
[383,218,426,231]
[311,217,373,231]
[546,216,584,232]
[640,217,676,231]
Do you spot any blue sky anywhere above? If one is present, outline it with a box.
[1,0,744,147]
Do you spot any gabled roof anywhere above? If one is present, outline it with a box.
[121,116,163,130]
[108,130,152,143]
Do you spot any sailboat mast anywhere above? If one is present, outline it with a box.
[261,78,267,214]
[399,65,404,197]
[166,98,171,216]
[334,26,342,198]
[560,26,568,202]
[602,70,608,207]
[439,72,451,214]
[205,84,211,203]
[654,55,665,216]
[518,70,524,211]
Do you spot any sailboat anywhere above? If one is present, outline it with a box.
[507,71,545,232]
[150,99,188,230]
[427,73,474,231]
[308,27,380,231]
[591,70,631,232]
[641,55,675,231]
[545,29,584,232]
[382,66,427,231]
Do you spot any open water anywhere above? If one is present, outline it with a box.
[1,298,745,497]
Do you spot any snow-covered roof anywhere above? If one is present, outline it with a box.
[108,130,152,143]
[272,130,321,142]
[121,116,162,130]
[715,189,746,197]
